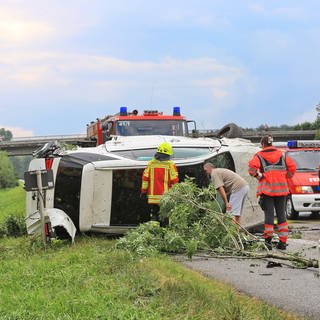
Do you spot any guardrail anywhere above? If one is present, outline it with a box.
[0,134,94,156]
[199,129,317,142]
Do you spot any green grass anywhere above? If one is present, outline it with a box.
[0,236,300,320]
[0,186,301,319]
[0,183,25,223]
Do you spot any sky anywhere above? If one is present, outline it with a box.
[1,0,320,137]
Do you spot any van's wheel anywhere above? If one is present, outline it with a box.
[310,211,320,219]
[217,123,243,138]
[286,197,299,219]
[54,226,73,240]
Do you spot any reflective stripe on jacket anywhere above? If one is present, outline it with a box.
[248,147,296,197]
[141,159,179,204]
[257,154,289,196]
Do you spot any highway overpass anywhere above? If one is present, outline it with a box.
[0,134,94,156]
[0,130,317,156]
[206,129,317,142]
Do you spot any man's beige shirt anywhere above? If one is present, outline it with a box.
[211,168,247,195]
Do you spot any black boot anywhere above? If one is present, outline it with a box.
[265,237,272,250]
[276,241,287,250]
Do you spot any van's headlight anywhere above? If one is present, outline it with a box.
[295,186,313,193]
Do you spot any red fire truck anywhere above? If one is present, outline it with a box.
[87,106,197,145]
[279,140,320,219]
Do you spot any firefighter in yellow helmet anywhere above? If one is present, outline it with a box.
[141,141,179,226]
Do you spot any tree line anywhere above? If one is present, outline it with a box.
[0,128,29,187]
[243,117,320,132]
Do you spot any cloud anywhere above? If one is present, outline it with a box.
[162,8,230,29]
[291,108,318,125]
[0,125,34,138]
[0,2,102,48]
[248,3,308,20]
[0,49,248,134]
[0,7,56,46]
[0,51,245,96]
[0,19,55,44]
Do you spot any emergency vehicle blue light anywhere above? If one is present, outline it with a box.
[173,106,181,116]
[120,106,128,116]
[315,186,320,192]
[287,140,297,148]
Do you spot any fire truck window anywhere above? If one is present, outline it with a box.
[287,150,320,171]
[116,120,185,136]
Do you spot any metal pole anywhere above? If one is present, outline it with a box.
[36,170,47,247]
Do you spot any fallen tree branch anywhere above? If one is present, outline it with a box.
[192,249,319,269]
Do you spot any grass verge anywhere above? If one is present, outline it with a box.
[0,183,25,223]
[0,185,301,319]
[0,236,300,320]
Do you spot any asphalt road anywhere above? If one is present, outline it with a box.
[176,220,320,320]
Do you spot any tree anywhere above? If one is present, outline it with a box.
[9,156,32,179]
[300,122,312,130]
[0,151,18,188]
[0,128,13,141]
[313,118,320,130]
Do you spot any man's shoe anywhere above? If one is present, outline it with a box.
[276,241,287,250]
[265,238,272,250]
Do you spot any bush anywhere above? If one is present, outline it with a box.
[116,180,250,258]
[0,223,6,238]
[1,214,27,237]
[0,151,18,188]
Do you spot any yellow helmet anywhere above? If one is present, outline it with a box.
[157,142,173,155]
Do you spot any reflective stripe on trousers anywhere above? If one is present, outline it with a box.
[278,221,289,243]
[264,224,274,239]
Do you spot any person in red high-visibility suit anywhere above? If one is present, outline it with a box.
[248,135,296,250]
[141,142,179,226]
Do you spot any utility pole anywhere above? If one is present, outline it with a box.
[24,169,54,248]
[36,170,47,247]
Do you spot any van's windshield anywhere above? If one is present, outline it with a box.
[287,150,320,171]
[112,147,215,161]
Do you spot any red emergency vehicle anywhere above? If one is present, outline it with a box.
[279,140,320,219]
[87,106,197,145]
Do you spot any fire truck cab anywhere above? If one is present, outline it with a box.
[280,140,320,219]
[87,106,197,145]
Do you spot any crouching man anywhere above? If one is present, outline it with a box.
[203,162,249,225]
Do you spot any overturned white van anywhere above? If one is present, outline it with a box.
[25,135,263,240]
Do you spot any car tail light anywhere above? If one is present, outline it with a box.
[45,158,53,170]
